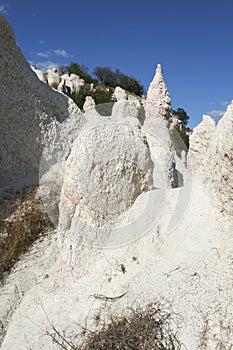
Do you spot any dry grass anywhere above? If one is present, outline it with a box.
[0,189,54,282]
[46,302,183,350]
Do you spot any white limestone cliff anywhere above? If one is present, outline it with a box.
[189,107,233,216]
[188,114,216,177]
[0,13,86,200]
[208,102,233,215]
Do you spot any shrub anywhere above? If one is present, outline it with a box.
[79,303,182,350]
[67,63,96,84]
[46,302,183,350]
[93,66,144,96]
[69,86,114,110]
[0,191,54,282]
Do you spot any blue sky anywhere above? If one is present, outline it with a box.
[1,0,233,128]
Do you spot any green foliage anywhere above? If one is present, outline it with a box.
[67,62,96,84]
[118,73,144,97]
[64,62,144,97]
[172,108,190,127]
[93,66,116,86]
[93,66,144,96]
[69,86,114,110]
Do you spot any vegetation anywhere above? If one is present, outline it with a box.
[93,66,144,96]
[172,108,190,127]
[62,62,144,97]
[66,63,97,84]
[0,190,54,282]
[46,302,183,349]
[69,85,114,111]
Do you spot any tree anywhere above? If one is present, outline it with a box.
[93,66,116,86]
[93,66,144,96]
[117,73,144,96]
[67,62,95,84]
[172,108,190,127]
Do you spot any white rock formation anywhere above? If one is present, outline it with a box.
[82,96,104,126]
[111,86,140,126]
[46,67,60,89]
[83,96,96,112]
[208,103,233,215]
[57,73,84,95]
[1,15,233,350]
[58,123,154,262]
[128,93,145,108]
[57,73,70,93]
[0,13,86,200]
[188,114,216,176]
[69,73,85,93]
[189,107,233,216]
[143,65,177,188]
[1,175,233,350]
[146,63,171,119]
[31,65,47,83]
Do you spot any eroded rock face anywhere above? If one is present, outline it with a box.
[46,67,60,89]
[143,113,177,188]
[188,115,216,177]
[31,65,47,83]
[58,123,153,260]
[211,103,233,215]
[111,86,140,126]
[0,13,86,198]
[143,65,177,188]
[57,73,84,95]
[146,64,171,119]
[83,96,96,112]
[189,106,233,216]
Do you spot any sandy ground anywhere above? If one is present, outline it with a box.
[0,180,233,349]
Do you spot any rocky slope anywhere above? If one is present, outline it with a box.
[0,13,232,350]
[0,13,85,199]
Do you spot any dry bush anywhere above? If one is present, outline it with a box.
[80,303,182,350]
[0,190,54,282]
[46,302,183,350]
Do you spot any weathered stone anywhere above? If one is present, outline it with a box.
[144,65,177,188]
[146,64,171,119]
[31,65,47,83]
[0,13,86,202]
[58,123,153,260]
[57,73,84,95]
[188,107,233,216]
[188,115,216,177]
[83,96,96,112]
[111,86,140,126]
